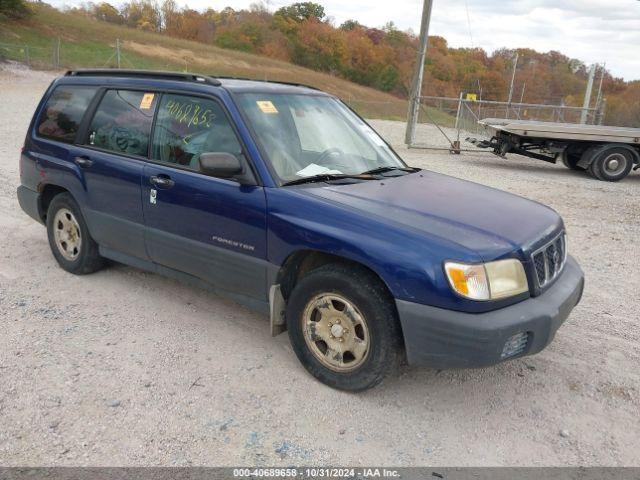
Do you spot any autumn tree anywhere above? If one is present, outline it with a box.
[160,0,178,32]
[69,0,639,125]
[93,2,123,24]
[121,0,161,31]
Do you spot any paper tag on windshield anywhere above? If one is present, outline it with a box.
[257,100,278,114]
[296,163,343,177]
[139,93,155,110]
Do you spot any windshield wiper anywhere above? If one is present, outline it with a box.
[360,166,420,175]
[282,173,374,186]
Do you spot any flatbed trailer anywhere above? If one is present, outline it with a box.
[468,118,640,182]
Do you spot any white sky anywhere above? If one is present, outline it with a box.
[49,0,640,80]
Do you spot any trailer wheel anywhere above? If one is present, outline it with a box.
[591,147,634,182]
[587,158,603,180]
[561,150,583,170]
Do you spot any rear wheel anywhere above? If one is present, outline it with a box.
[580,146,604,179]
[286,263,402,391]
[46,193,104,274]
[591,148,634,182]
[588,158,604,180]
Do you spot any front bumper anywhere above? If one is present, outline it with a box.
[396,255,584,368]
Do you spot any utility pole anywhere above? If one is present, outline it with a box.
[519,83,526,103]
[404,0,434,146]
[594,63,606,114]
[517,82,526,118]
[506,51,519,119]
[598,98,607,125]
[116,38,121,69]
[580,64,596,124]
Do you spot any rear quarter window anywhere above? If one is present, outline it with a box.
[37,85,97,143]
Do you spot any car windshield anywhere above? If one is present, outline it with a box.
[235,93,405,184]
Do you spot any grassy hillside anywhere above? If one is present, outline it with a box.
[0,4,453,125]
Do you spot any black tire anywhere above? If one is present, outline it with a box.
[580,146,603,179]
[46,192,104,274]
[590,147,634,182]
[587,158,604,180]
[560,149,583,170]
[286,263,402,391]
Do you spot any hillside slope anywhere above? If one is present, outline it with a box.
[0,4,438,121]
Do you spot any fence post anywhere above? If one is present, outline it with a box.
[116,38,121,69]
[451,92,464,154]
[454,92,463,133]
[598,98,607,125]
[52,38,60,68]
[56,37,61,68]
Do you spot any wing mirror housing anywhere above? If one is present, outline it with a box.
[199,152,243,179]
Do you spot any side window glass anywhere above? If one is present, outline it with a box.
[151,94,242,171]
[86,90,157,157]
[37,86,97,143]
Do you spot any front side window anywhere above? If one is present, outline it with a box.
[235,93,404,183]
[37,86,97,143]
[86,90,157,157]
[151,94,242,171]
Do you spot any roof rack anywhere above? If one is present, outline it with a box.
[65,69,222,86]
[214,75,320,91]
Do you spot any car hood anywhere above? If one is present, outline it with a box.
[301,170,563,260]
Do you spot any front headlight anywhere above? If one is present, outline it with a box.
[444,259,528,301]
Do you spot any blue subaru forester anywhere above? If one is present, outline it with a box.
[17,70,584,390]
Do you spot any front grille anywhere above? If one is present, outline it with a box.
[532,232,567,289]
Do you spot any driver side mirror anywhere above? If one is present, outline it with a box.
[199,152,243,179]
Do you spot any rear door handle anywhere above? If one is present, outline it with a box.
[74,156,93,168]
[150,175,175,189]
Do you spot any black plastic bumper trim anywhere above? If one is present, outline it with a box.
[396,255,584,368]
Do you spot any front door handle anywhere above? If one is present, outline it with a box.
[150,175,175,189]
[75,156,93,168]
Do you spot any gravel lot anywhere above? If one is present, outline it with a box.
[1,65,639,467]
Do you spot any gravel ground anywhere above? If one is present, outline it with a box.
[1,65,639,467]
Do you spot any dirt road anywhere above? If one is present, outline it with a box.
[1,65,638,466]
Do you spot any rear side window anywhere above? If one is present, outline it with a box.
[151,94,242,171]
[86,90,157,157]
[37,86,97,143]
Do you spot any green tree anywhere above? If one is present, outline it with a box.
[340,19,361,31]
[275,2,325,22]
[0,0,31,19]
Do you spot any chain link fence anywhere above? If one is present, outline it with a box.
[0,39,408,124]
[0,39,138,70]
[409,95,604,152]
[1,38,605,154]
[0,42,39,67]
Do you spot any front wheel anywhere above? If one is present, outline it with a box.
[560,149,583,170]
[286,263,402,391]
